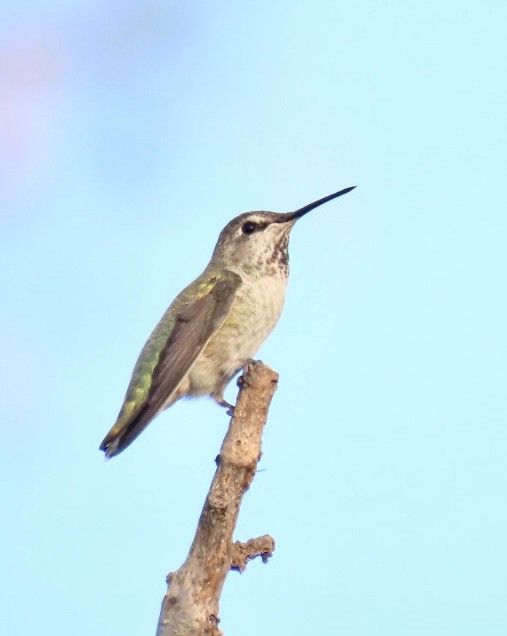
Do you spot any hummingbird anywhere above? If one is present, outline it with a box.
[100,186,355,458]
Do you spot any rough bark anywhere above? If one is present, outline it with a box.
[155,361,278,636]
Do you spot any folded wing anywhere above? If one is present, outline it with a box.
[100,271,241,458]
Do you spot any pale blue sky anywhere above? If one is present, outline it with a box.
[2,2,507,635]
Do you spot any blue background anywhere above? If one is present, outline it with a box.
[2,2,506,634]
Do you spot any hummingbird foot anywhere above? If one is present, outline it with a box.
[212,393,235,416]
[237,359,261,388]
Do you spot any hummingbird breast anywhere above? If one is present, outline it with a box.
[187,270,288,397]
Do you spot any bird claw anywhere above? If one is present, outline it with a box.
[237,358,258,388]
[213,395,235,416]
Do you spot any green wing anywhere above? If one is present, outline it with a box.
[100,270,241,458]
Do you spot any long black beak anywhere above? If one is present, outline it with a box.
[280,185,356,222]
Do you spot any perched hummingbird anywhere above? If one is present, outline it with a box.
[100,186,355,458]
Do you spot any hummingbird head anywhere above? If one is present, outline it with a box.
[211,186,356,277]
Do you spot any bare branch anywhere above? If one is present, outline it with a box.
[156,361,279,636]
[230,536,275,573]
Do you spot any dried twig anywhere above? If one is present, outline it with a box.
[155,361,279,636]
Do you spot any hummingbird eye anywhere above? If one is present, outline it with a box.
[241,221,258,235]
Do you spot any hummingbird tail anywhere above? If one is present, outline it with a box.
[99,410,155,459]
